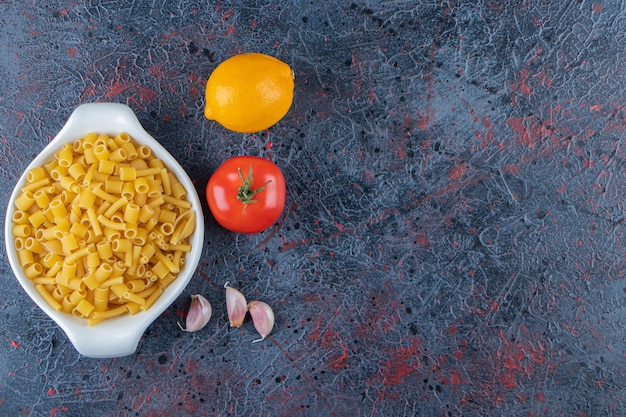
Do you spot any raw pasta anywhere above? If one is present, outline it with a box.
[11,132,196,325]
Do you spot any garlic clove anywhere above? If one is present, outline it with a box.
[224,282,248,328]
[247,300,274,343]
[178,294,212,332]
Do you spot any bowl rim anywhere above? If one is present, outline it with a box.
[4,102,205,358]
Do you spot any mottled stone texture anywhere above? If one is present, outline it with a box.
[1,1,625,416]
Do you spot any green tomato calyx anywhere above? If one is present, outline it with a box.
[237,165,271,208]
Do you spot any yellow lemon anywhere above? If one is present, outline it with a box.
[204,53,294,133]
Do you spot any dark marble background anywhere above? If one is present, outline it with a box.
[1,1,625,416]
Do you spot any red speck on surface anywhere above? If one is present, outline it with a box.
[416,109,432,131]
[481,115,491,129]
[320,325,339,350]
[305,314,324,341]
[103,80,132,99]
[67,47,76,57]
[448,162,467,182]
[10,340,20,348]
[188,74,201,98]
[414,233,430,248]
[506,114,560,151]
[460,393,473,406]
[80,84,97,100]
[450,369,463,385]
[301,292,322,304]
[501,163,521,175]
[516,69,532,95]
[46,387,56,396]
[507,117,533,148]
[278,237,309,253]
[589,104,602,112]
[487,300,500,314]
[381,336,422,385]
[329,335,350,370]
[160,30,180,42]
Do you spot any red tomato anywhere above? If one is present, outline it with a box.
[206,156,286,234]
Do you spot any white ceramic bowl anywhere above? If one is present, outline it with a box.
[4,102,204,358]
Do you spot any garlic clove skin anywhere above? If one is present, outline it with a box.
[178,294,212,332]
[224,282,247,328]
[247,300,274,343]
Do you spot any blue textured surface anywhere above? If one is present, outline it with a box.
[1,1,625,416]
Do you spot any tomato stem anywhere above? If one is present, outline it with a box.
[237,165,271,208]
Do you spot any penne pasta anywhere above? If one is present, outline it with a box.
[15,191,35,212]
[10,131,196,324]
[123,203,140,224]
[109,148,127,162]
[85,208,103,236]
[141,286,164,311]
[103,195,128,218]
[57,144,74,168]
[13,224,32,238]
[97,215,125,231]
[100,276,125,288]
[35,284,62,311]
[96,240,113,259]
[49,199,68,219]
[33,277,57,285]
[93,287,109,312]
[151,261,170,279]
[121,142,139,160]
[136,145,151,159]
[18,249,35,267]
[113,132,131,145]
[33,189,51,208]
[135,167,161,177]
[89,305,127,322]
[63,244,93,265]
[24,237,44,253]
[61,261,77,280]
[171,182,187,200]
[24,263,43,279]
[73,299,95,318]
[21,178,52,194]
[94,263,114,283]
[14,237,25,251]
[68,163,86,182]
[122,291,145,306]
[12,210,29,224]
[27,167,48,183]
